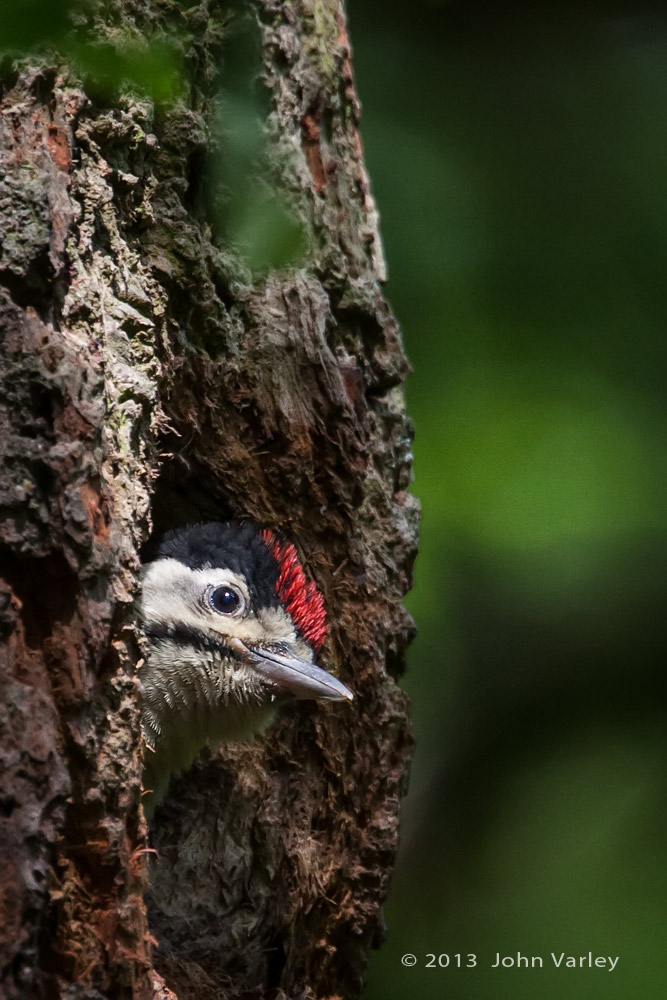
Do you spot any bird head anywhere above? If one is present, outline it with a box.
[138,522,352,805]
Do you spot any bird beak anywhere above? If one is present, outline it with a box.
[229,638,354,702]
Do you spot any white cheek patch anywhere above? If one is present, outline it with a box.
[140,559,248,631]
[139,558,306,652]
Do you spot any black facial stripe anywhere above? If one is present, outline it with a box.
[246,640,292,658]
[143,621,246,661]
[156,522,279,611]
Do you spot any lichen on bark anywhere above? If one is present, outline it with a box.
[0,2,418,998]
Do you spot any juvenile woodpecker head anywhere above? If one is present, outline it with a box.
[139,522,352,807]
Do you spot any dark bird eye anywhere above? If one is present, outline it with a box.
[208,585,244,616]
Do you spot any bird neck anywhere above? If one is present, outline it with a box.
[140,640,275,811]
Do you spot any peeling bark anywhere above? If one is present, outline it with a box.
[0,3,418,999]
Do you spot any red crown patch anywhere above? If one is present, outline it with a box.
[260,529,327,653]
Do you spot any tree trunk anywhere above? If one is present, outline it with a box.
[0,2,418,998]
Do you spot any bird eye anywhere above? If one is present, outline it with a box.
[208,585,245,616]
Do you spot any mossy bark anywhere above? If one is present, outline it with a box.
[0,2,418,998]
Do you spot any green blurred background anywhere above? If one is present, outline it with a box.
[347,2,667,998]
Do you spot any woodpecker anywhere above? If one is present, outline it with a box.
[138,521,353,809]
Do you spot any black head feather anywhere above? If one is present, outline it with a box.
[157,522,280,611]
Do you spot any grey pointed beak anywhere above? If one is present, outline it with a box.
[230,638,353,702]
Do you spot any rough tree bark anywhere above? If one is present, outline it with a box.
[0,2,418,998]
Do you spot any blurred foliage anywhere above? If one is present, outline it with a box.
[209,13,306,275]
[347,1,667,998]
[0,0,185,104]
[72,38,186,105]
[1,0,74,51]
[69,38,186,107]
[0,0,303,272]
